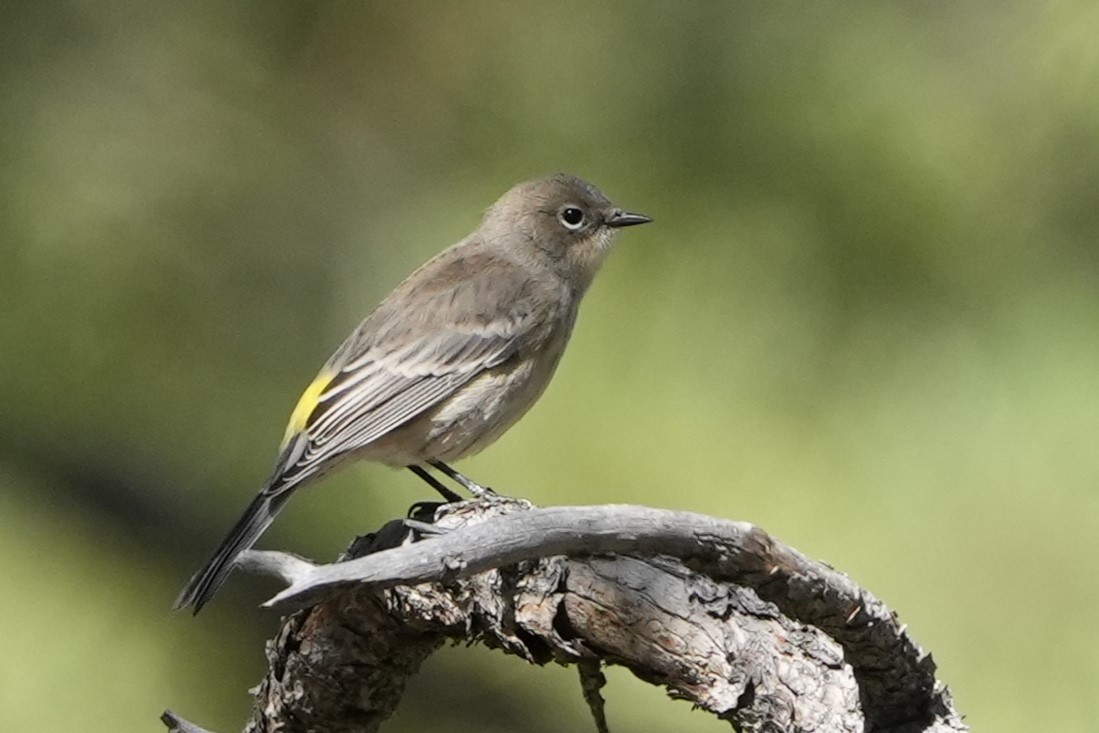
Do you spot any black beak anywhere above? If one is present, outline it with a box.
[605,209,653,228]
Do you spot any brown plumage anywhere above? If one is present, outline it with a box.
[174,173,650,613]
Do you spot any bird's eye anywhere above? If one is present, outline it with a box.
[558,207,586,230]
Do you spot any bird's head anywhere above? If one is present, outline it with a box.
[481,173,651,291]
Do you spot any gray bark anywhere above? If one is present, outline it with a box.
[164,498,966,733]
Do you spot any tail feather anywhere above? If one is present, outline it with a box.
[174,488,294,614]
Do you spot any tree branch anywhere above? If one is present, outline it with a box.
[165,498,966,733]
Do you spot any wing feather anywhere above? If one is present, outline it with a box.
[265,243,565,493]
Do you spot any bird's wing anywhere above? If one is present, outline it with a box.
[265,245,559,494]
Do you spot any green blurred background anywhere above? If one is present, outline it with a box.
[2,2,1097,730]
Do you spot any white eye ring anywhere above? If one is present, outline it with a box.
[558,206,586,230]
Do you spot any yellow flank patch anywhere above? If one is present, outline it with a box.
[281,370,335,448]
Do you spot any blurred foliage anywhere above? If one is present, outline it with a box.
[2,2,1097,731]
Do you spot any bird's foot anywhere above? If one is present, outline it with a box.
[408,500,446,520]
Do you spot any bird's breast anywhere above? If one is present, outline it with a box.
[421,338,566,462]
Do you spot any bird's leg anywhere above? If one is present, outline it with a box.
[408,465,463,503]
[428,460,498,499]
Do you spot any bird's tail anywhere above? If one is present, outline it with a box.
[173,486,294,614]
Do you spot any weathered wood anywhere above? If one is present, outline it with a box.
[165,498,966,733]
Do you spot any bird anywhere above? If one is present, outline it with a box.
[174,173,651,613]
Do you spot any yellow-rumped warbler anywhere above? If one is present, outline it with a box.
[175,173,651,613]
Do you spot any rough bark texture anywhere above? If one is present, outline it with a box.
[164,498,967,733]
